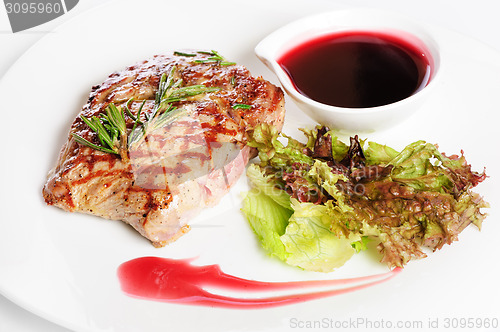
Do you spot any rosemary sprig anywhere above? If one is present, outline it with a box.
[125,99,146,148]
[72,66,221,159]
[174,50,236,66]
[232,104,252,110]
[125,98,146,134]
[129,67,220,147]
[194,50,236,66]
[173,51,197,57]
[153,67,220,112]
[71,103,129,159]
[72,132,117,155]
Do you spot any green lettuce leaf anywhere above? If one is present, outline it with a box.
[364,141,400,165]
[351,236,371,253]
[280,200,359,272]
[246,164,292,209]
[242,189,292,260]
[241,179,360,272]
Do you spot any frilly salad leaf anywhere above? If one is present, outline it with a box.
[241,125,488,271]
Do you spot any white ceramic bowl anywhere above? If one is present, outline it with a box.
[255,9,441,133]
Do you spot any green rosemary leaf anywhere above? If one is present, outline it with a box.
[80,115,99,133]
[130,100,145,134]
[155,72,168,107]
[152,67,178,119]
[232,103,252,110]
[106,103,127,136]
[150,107,189,133]
[194,59,216,64]
[91,115,116,150]
[174,51,197,57]
[104,123,118,141]
[149,104,177,131]
[194,50,236,66]
[162,85,220,104]
[124,98,137,121]
[71,133,119,155]
[86,117,107,148]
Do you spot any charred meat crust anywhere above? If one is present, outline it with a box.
[43,51,285,246]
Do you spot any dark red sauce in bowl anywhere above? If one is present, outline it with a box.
[255,9,441,131]
[278,31,433,108]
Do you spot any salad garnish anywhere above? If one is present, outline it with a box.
[242,125,488,272]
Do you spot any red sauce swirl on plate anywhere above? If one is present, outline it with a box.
[117,257,401,308]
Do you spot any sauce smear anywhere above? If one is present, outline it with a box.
[117,257,401,308]
[278,31,432,108]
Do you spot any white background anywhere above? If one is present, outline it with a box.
[1,0,499,331]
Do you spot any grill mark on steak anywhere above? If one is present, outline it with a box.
[43,51,285,246]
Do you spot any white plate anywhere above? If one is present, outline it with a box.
[1,0,499,331]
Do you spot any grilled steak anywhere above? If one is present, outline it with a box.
[43,51,285,247]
